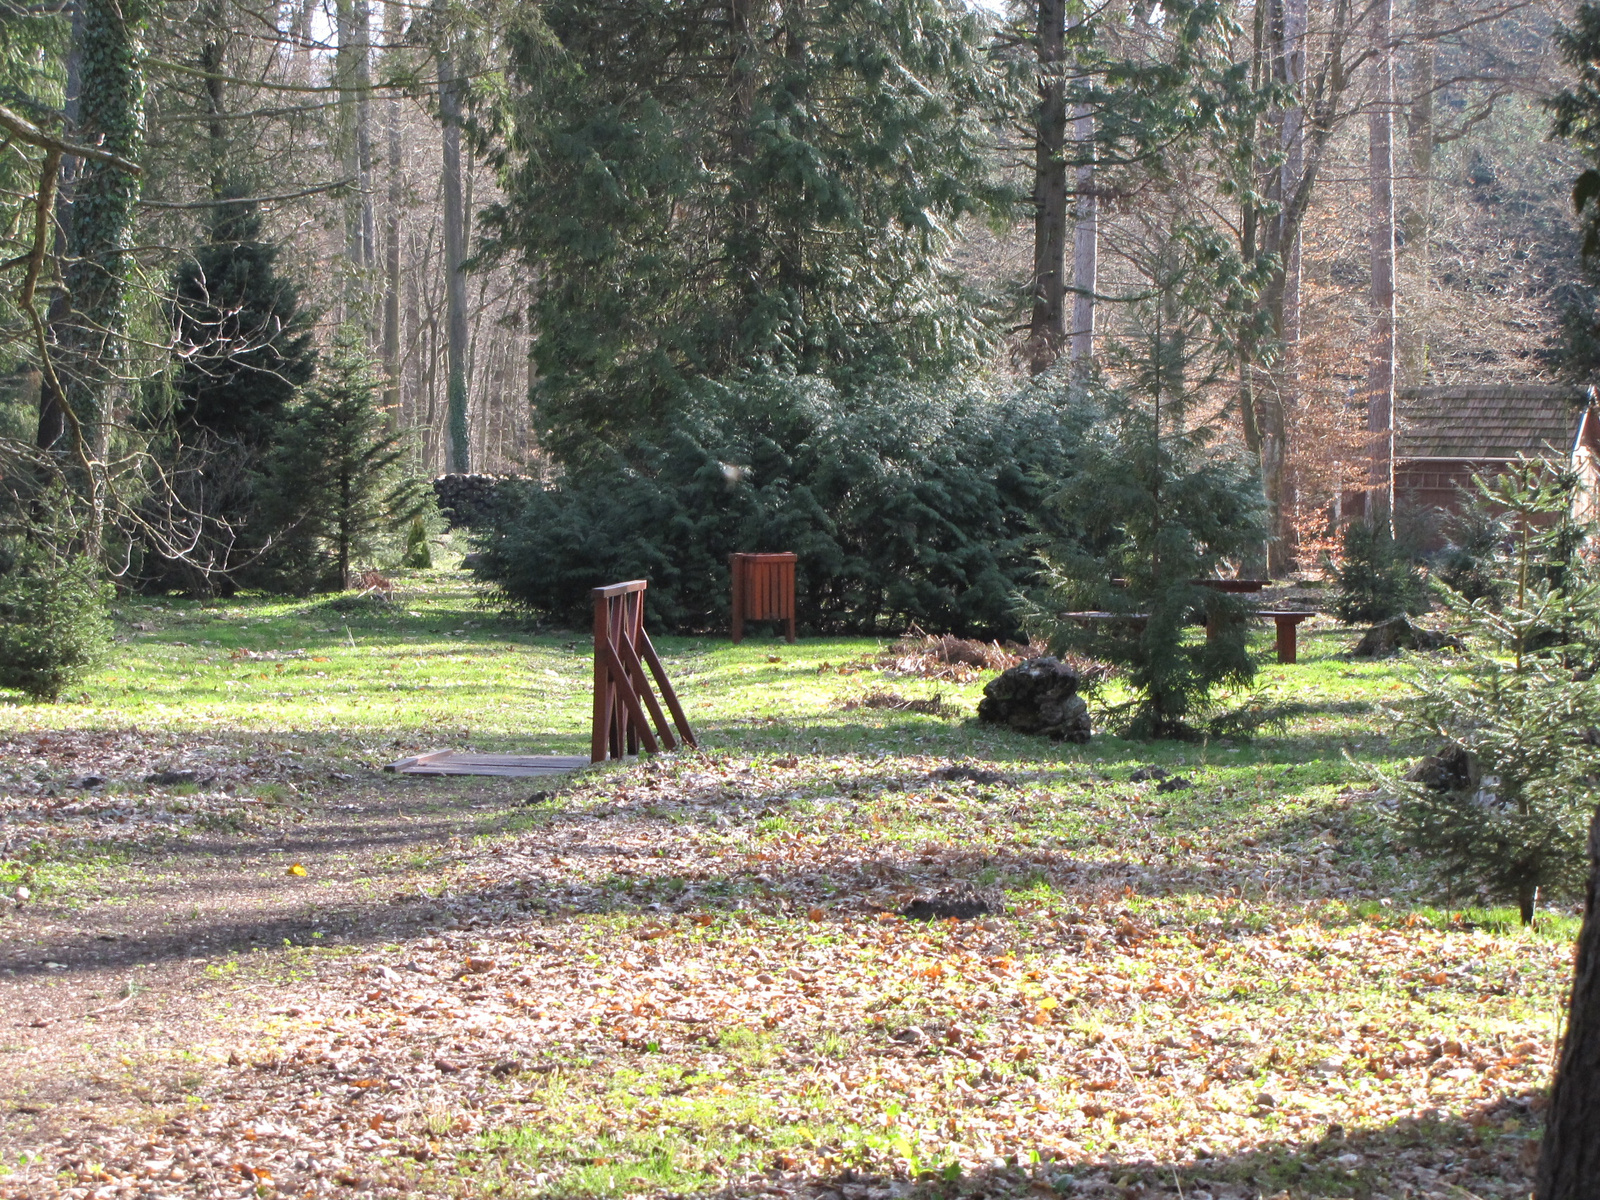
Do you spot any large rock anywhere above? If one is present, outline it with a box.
[1352,616,1462,658]
[977,656,1091,742]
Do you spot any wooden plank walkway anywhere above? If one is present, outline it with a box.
[383,751,590,778]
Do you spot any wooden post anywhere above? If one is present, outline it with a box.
[1275,616,1297,665]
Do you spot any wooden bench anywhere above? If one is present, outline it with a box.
[1063,608,1313,664]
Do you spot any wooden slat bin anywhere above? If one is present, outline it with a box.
[730,552,796,644]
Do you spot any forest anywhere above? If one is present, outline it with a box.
[0,0,1590,610]
[7,0,1600,1197]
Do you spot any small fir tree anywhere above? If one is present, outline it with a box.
[1040,384,1266,738]
[253,333,432,593]
[1373,462,1600,924]
[1038,227,1269,738]
[1331,520,1427,624]
[0,544,113,702]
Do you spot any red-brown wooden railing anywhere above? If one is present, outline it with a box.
[730,552,796,643]
[591,580,697,764]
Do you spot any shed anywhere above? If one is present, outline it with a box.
[1386,385,1590,545]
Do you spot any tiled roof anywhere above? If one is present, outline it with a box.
[1395,386,1588,460]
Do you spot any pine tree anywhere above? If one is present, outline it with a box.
[253,333,430,593]
[1374,463,1600,925]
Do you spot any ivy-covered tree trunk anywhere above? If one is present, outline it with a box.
[1535,806,1600,1199]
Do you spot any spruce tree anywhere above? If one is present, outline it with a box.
[1331,521,1427,624]
[171,195,317,446]
[1374,463,1600,925]
[1040,225,1269,738]
[253,333,430,593]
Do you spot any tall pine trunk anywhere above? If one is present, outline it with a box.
[382,0,404,432]
[36,0,84,453]
[1535,806,1600,1198]
[1069,96,1096,370]
[439,45,471,473]
[1366,0,1396,526]
[1027,0,1067,375]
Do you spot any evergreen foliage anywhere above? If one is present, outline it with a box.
[170,196,317,445]
[1374,463,1600,924]
[0,545,113,702]
[1331,521,1428,624]
[252,333,433,593]
[475,376,1080,635]
[1039,384,1266,739]
[1038,222,1269,739]
[484,0,1010,461]
[1434,499,1507,605]
[1550,5,1600,383]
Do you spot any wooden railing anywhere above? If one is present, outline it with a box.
[591,580,697,763]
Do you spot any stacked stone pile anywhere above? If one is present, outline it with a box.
[431,474,528,528]
[976,656,1091,742]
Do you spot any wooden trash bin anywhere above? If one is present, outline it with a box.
[730,552,797,643]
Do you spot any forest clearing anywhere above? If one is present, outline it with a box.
[0,568,1576,1199]
[9,0,1600,1193]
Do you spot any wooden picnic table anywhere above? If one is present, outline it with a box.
[1109,578,1269,593]
[1062,606,1314,665]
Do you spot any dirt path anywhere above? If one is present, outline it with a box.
[0,737,539,1180]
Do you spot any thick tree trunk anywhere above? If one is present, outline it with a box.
[1366,0,1396,527]
[439,46,471,474]
[355,0,376,273]
[1069,100,1096,371]
[49,0,143,490]
[1535,807,1600,1199]
[1027,0,1067,375]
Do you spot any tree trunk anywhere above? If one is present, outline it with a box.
[1535,806,1600,1199]
[335,0,372,317]
[36,0,84,453]
[439,45,471,473]
[200,0,227,199]
[1069,98,1096,371]
[355,0,376,275]
[48,0,143,498]
[1366,0,1396,527]
[1027,0,1067,375]
[1401,0,1434,382]
[382,0,404,431]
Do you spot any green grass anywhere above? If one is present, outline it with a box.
[1,568,1402,769]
